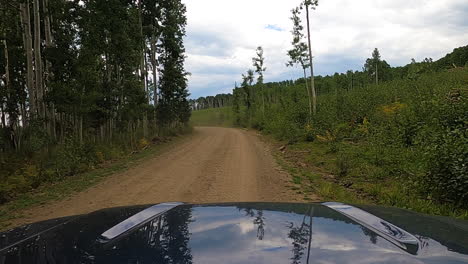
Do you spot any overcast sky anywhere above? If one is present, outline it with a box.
[182,0,468,98]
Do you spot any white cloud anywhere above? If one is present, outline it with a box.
[182,0,468,98]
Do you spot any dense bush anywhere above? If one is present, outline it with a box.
[235,68,468,208]
[425,127,467,205]
[0,139,121,203]
[423,96,468,205]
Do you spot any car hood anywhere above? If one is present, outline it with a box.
[1,202,468,264]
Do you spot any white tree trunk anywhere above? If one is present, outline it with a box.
[375,62,379,85]
[305,4,317,115]
[33,0,44,118]
[303,67,312,120]
[2,38,10,127]
[151,33,158,107]
[20,2,36,118]
[42,0,56,138]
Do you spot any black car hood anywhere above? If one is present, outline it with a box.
[1,202,468,264]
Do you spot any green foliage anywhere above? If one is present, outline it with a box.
[231,59,468,213]
[190,107,235,127]
[156,0,190,126]
[51,139,97,178]
[21,121,50,154]
[364,48,392,83]
[424,127,467,204]
[336,154,351,178]
[263,101,308,142]
[433,45,468,69]
[422,96,468,205]
[0,0,191,204]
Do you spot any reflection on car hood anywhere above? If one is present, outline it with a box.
[1,202,468,264]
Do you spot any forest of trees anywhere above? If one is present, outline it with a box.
[0,0,190,202]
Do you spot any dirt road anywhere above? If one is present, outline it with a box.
[11,127,305,227]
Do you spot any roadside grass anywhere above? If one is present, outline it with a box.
[190,107,235,127]
[270,137,468,220]
[0,132,194,231]
[272,145,364,204]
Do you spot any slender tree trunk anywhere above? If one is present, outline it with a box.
[261,84,265,118]
[104,50,111,141]
[0,37,7,128]
[1,36,11,127]
[144,48,150,103]
[42,0,56,139]
[3,38,10,110]
[33,0,44,118]
[138,1,148,138]
[151,33,158,108]
[79,115,83,145]
[305,4,317,115]
[20,103,27,128]
[0,105,6,128]
[303,67,312,120]
[3,34,19,149]
[100,124,104,142]
[138,1,145,93]
[20,2,36,118]
[127,120,132,148]
[109,116,113,142]
[375,62,379,85]
[59,113,64,143]
[42,0,53,45]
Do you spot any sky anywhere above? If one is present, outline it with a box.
[182,0,468,98]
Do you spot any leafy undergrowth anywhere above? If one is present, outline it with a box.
[268,137,468,220]
[0,132,193,231]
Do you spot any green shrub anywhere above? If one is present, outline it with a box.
[424,127,468,205]
[50,138,98,178]
[336,154,351,178]
[22,121,50,155]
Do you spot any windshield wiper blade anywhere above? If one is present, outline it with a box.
[323,202,420,255]
[99,202,184,242]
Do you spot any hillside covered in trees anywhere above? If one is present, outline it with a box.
[189,2,467,214]
[0,0,190,203]
[194,43,468,216]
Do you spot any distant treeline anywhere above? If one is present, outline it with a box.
[190,94,234,111]
[193,45,468,113]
